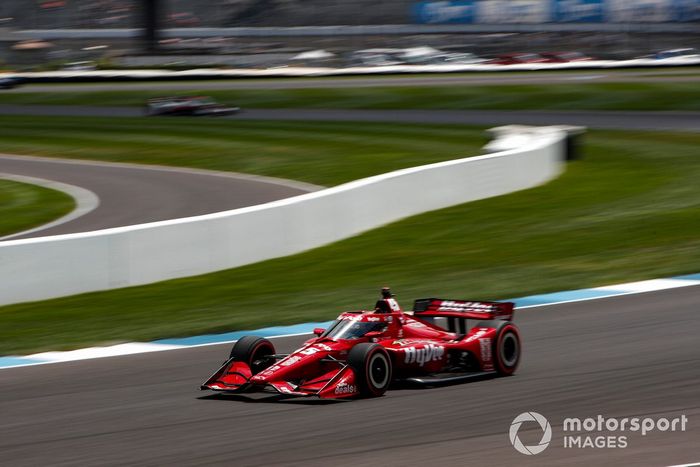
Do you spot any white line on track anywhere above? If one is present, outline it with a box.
[0,173,100,240]
[3,278,700,370]
[0,331,317,370]
[517,278,700,310]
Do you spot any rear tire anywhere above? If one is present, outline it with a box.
[229,336,275,375]
[347,343,392,397]
[474,320,521,376]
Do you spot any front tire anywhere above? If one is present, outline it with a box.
[229,336,275,375]
[348,343,392,397]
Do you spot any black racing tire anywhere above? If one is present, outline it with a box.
[474,320,521,376]
[229,336,275,375]
[347,343,392,397]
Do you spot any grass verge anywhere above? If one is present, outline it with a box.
[1,128,699,355]
[4,82,700,111]
[0,179,74,238]
[0,116,486,186]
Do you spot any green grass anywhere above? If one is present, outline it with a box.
[0,116,487,186]
[0,179,74,237]
[1,127,700,355]
[4,82,700,110]
[644,72,700,78]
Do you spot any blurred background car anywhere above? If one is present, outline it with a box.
[439,52,487,65]
[0,76,21,89]
[488,53,548,65]
[61,60,97,71]
[539,51,594,63]
[145,96,240,116]
[653,48,700,60]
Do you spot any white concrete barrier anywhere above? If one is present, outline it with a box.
[2,57,700,82]
[0,126,569,306]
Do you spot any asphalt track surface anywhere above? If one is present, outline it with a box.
[0,155,314,239]
[1,286,698,466]
[2,105,700,132]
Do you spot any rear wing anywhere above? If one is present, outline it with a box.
[412,298,514,321]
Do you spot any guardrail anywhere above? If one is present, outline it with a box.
[0,125,575,306]
[2,56,700,82]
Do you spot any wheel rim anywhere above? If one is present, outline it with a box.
[500,332,519,367]
[368,353,389,389]
[250,344,273,373]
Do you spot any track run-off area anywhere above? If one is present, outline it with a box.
[1,77,699,465]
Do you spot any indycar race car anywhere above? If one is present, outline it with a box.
[145,96,239,116]
[201,289,521,399]
[0,76,22,90]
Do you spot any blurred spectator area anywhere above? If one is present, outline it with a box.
[2,1,700,30]
[0,0,414,29]
[2,0,700,69]
[215,0,412,26]
[1,1,136,29]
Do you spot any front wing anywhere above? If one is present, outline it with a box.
[201,358,360,399]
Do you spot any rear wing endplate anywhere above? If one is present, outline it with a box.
[412,298,514,321]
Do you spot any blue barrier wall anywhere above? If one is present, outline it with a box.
[413,0,700,23]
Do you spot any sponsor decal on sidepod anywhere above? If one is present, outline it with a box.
[403,344,445,366]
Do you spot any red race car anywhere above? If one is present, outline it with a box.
[539,51,594,63]
[201,288,521,399]
[488,53,548,65]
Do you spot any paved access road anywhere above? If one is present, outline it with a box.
[1,286,698,466]
[0,154,315,239]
